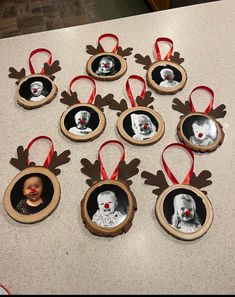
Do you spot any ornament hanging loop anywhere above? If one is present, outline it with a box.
[29,48,52,75]
[98,33,119,53]
[69,75,96,104]
[126,75,146,108]
[155,37,173,61]
[189,85,215,114]
[162,143,194,185]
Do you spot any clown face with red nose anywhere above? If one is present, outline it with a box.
[131,113,156,141]
[95,56,117,76]
[159,68,179,88]
[171,193,202,233]
[190,118,217,146]
[29,81,45,101]
[69,110,92,136]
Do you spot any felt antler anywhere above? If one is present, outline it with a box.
[47,150,71,176]
[106,96,128,116]
[141,170,169,196]
[81,158,101,186]
[93,94,113,112]
[189,170,212,195]
[118,158,140,186]
[136,91,154,109]
[60,91,78,106]
[86,44,103,55]
[169,51,184,65]
[10,146,36,171]
[8,67,26,84]
[209,104,227,119]
[43,60,61,80]
[172,98,191,117]
[134,54,152,70]
[116,47,133,58]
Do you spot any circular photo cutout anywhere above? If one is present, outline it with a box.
[3,167,61,223]
[87,53,127,81]
[81,180,137,237]
[117,106,165,145]
[16,74,57,109]
[177,113,224,152]
[147,61,187,94]
[60,103,106,142]
[156,184,213,240]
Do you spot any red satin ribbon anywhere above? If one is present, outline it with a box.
[155,37,173,61]
[189,85,214,114]
[98,140,125,180]
[69,75,96,104]
[98,33,119,53]
[0,284,11,295]
[26,136,54,168]
[162,143,194,185]
[126,75,146,108]
[29,48,52,75]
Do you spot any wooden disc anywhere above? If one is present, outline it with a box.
[86,52,127,81]
[117,106,165,146]
[3,166,61,224]
[81,179,137,237]
[16,74,58,109]
[60,103,106,142]
[155,184,213,241]
[177,112,225,153]
[147,60,187,95]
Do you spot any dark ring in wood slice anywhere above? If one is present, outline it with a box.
[3,166,61,224]
[155,184,213,241]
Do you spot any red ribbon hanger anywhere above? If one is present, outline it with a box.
[155,37,173,61]
[189,85,215,114]
[29,48,52,75]
[126,75,146,108]
[69,75,96,105]
[98,33,119,54]
[26,136,54,168]
[162,143,194,185]
[98,140,125,180]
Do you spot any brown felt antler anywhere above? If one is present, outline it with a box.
[136,91,154,109]
[94,94,113,111]
[118,158,140,187]
[60,91,78,106]
[134,54,152,70]
[172,98,191,117]
[47,150,71,176]
[106,96,128,116]
[141,170,169,196]
[10,146,36,171]
[116,47,133,58]
[209,104,227,119]
[43,60,61,80]
[86,44,103,55]
[81,158,101,186]
[189,170,212,195]
[8,67,26,84]
[169,51,184,65]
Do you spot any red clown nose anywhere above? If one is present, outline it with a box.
[184,209,191,217]
[143,123,148,130]
[30,187,36,194]
[198,133,203,138]
[104,203,109,209]
[79,119,86,124]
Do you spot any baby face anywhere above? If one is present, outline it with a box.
[75,111,90,126]
[23,176,43,201]
[176,199,195,222]
[97,192,118,216]
[135,116,153,135]
[192,122,210,140]
[99,57,114,72]
[161,69,174,81]
[30,81,43,97]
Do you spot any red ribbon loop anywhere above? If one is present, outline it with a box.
[26,136,54,168]
[98,33,119,53]
[162,143,194,185]
[126,75,146,108]
[189,85,214,114]
[69,75,96,104]
[29,48,52,75]
[155,37,173,61]
[98,140,125,180]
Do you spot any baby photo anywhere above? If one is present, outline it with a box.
[151,64,182,88]
[69,110,93,136]
[19,77,52,101]
[91,55,121,77]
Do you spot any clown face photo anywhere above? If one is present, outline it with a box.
[171,193,202,233]
[151,64,182,88]
[95,56,117,76]
[159,68,179,88]
[29,81,45,101]
[131,113,157,140]
[69,110,92,136]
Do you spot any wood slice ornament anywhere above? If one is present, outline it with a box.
[86,33,132,81]
[172,86,226,153]
[107,75,165,145]
[141,143,214,241]
[60,75,112,142]
[80,140,140,237]
[8,48,61,109]
[135,37,187,95]
[3,136,71,224]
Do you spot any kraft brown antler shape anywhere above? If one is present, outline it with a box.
[136,91,154,109]
[10,146,36,170]
[116,47,133,58]
[60,91,78,106]
[118,158,140,186]
[169,51,184,65]
[43,60,61,80]
[86,44,103,55]
[47,150,71,176]
[172,97,191,117]
[106,97,128,116]
[8,67,26,84]
[93,94,112,111]
[141,170,169,196]
[189,170,212,195]
[81,158,101,186]
[208,104,227,119]
[134,54,152,70]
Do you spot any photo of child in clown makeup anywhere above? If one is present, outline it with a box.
[16,176,46,215]
[92,190,126,228]
[189,118,217,146]
[130,113,157,140]
[29,81,46,101]
[95,56,117,76]
[69,110,93,136]
[159,68,179,88]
